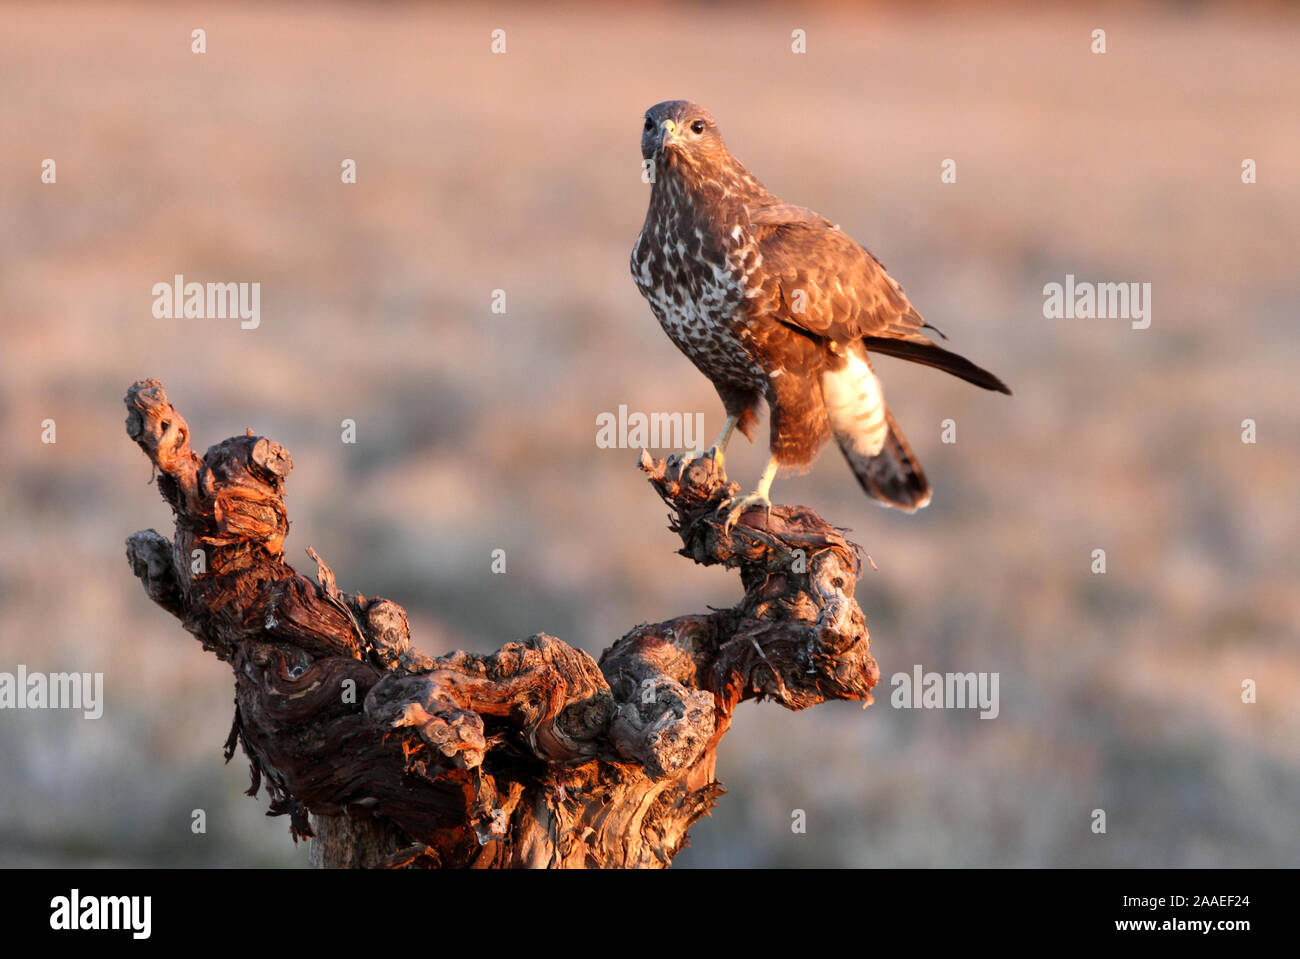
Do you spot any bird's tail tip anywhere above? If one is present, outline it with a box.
[837,407,931,511]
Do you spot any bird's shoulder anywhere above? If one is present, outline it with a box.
[743,197,835,230]
[740,198,927,342]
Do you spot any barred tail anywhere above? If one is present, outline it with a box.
[841,407,931,510]
[822,349,931,511]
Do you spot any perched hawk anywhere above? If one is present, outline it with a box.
[630,100,1011,528]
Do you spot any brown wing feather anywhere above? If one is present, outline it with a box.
[745,200,834,229]
[747,215,928,344]
[746,208,1011,394]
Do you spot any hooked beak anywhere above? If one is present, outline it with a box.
[658,118,680,154]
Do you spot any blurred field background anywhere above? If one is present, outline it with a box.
[1,1,1297,867]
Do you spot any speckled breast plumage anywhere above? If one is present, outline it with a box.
[631,180,769,395]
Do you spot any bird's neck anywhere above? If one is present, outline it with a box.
[650,156,760,225]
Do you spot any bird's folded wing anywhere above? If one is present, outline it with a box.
[744,199,835,229]
[749,218,930,344]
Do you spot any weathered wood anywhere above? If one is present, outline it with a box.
[123,379,879,867]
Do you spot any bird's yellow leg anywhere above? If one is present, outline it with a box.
[668,415,738,474]
[720,455,779,533]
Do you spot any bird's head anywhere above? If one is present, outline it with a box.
[641,100,727,176]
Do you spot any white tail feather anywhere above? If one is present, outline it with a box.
[821,351,887,456]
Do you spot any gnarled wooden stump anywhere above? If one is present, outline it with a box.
[123,379,879,867]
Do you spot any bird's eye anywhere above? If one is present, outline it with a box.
[644,117,654,132]
[691,119,707,134]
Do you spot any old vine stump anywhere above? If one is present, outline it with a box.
[123,379,879,867]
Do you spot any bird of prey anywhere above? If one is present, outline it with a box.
[630,99,1011,530]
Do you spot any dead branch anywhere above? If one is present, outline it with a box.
[123,379,878,867]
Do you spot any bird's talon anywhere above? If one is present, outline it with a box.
[719,492,772,534]
[666,449,697,470]
[669,445,723,476]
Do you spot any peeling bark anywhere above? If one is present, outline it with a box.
[123,379,879,868]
